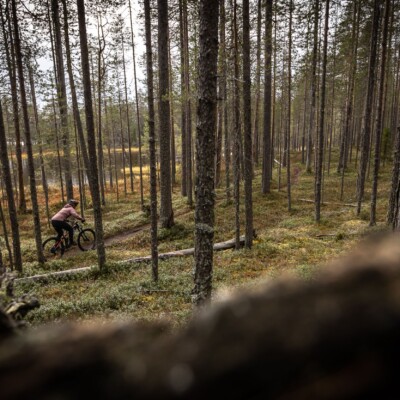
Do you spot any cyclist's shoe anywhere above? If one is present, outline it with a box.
[50,247,57,254]
[70,241,77,247]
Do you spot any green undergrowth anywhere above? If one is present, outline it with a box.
[11,152,394,329]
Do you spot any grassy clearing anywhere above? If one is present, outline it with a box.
[9,150,393,329]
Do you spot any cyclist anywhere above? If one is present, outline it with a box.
[51,199,85,248]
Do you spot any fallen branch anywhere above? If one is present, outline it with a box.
[299,198,357,207]
[15,236,246,285]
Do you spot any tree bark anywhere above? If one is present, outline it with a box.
[52,0,73,200]
[11,0,45,264]
[0,99,22,271]
[262,0,273,194]
[370,0,390,226]
[306,0,319,174]
[356,0,381,215]
[144,0,159,282]
[157,0,174,228]
[77,0,106,269]
[0,3,26,213]
[315,0,330,222]
[243,0,253,248]
[193,0,219,306]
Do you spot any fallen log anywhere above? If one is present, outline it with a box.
[299,198,357,207]
[2,233,400,399]
[15,237,245,285]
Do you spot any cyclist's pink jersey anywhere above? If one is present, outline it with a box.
[51,204,83,222]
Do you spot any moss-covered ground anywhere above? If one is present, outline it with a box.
[9,149,392,329]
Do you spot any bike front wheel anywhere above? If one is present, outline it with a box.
[78,229,96,251]
[42,237,64,259]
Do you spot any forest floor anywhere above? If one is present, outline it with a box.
[11,150,392,329]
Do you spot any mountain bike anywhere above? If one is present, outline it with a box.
[42,221,96,259]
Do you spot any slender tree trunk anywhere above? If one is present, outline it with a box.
[315,0,330,222]
[193,0,219,306]
[356,0,381,215]
[97,14,106,206]
[168,34,177,187]
[370,0,390,226]
[1,4,26,213]
[339,0,360,175]
[286,1,293,212]
[144,0,158,281]
[183,1,193,206]
[28,64,51,226]
[0,99,22,271]
[243,0,253,248]
[215,0,223,187]
[221,1,230,202]
[233,0,241,249]
[77,0,106,269]
[262,0,273,194]
[0,199,13,270]
[11,0,45,264]
[61,0,91,191]
[121,34,135,193]
[306,0,319,174]
[158,0,174,228]
[252,0,262,168]
[129,0,144,209]
[179,0,187,197]
[52,0,73,200]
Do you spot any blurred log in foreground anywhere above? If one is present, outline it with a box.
[1,233,400,399]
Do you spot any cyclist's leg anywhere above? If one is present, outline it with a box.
[51,220,64,241]
[60,221,74,246]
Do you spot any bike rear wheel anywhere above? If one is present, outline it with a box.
[78,229,96,251]
[42,237,64,259]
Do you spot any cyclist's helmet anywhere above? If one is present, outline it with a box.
[68,199,79,206]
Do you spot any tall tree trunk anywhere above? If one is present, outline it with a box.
[0,99,22,271]
[158,0,174,228]
[233,0,241,249]
[168,34,177,187]
[306,0,319,174]
[370,0,390,226]
[121,33,135,194]
[262,0,273,194]
[179,0,187,197]
[183,0,193,206]
[116,70,128,197]
[356,0,381,215]
[144,0,159,281]
[315,0,330,222]
[129,0,144,209]
[339,0,360,175]
[193,0,219,306]
[221,1,230,202]
[52,0,73,200]
[11,0,45,264]
[286,0,293,211]
[243,0,253,248]
[0,199,13,270]
[77,0,106,269]
[28,64,51,226]
[61,0,91,191]
[252,0,262,167]
[0,3,26,213]
[97,13,106,205]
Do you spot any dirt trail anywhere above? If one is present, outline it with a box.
[65,208,194,257]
